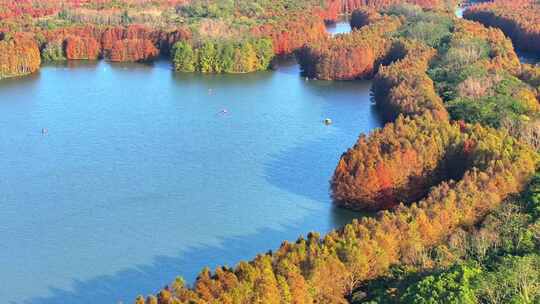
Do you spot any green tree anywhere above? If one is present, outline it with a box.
[219,41,235,73]
[42,41,66,62]
[252,38,274,70]
[197,41,218,73]
[476,255,540,304]
[172,41,196,72]
[401,265,480,304]
[121,10,132,25]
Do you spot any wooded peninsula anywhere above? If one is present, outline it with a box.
[2,0,540,303]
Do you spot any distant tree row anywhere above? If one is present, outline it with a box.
[464,0,540,53]
[0,0,343,77]
[37,24,190,62]
[172,38,274,73]
[341,0,448,13]
[0,33,40,79]
[297,16,402,80]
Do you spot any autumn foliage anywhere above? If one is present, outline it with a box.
[350,8,382,30]
[2,2,540,303]
[139,6,540,303]
[332,116,458,211]
[464,0,540,53]
[254,16,327,56]
[297,16,402,80]
[41,24,190,61]
[110,39,158,62]
[0,34,40,79]
[520,64,540,95]
[341,0,447,13]
[373,39,448,121]
[143,115,537,303]
[64,36,101,60]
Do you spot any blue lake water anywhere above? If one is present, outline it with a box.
[0,24,380,304]
[326,19,352,36]
[519,51,540,64]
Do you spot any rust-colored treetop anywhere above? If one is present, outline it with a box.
[2,2,540,303]
[464,0,540,53]
[139,5,540,303]
[0,0,451,79]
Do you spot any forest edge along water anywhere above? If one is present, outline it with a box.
[2,1,540,303]
[0,21,378,304]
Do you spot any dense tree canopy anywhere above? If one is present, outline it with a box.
[0,33,40,79]
[297,16,402,80]
[350,170,540,303]
[138,4,540,303]
[0,0,455,78]
[172,38,274,73]
[373,39,447,121]
[464,0,540,53]
[110,38,159,62]
[2,2,540,304]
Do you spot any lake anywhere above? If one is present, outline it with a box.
[326,19,352,36]
[0,23,381,304]
[519,51,540,64]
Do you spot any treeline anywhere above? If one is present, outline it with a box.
[372,39,447,121]
[38,24,190,62]
[297,5,455,81]
[341,0,448,13]
[0,0,341,78]
[135,5,540,303]
[0,33,40,79]
[171,38,274,73]
[139,115,537,304]
[296,16,402,80]
[463,0,540,53]
[0,0,456,79]
[350,8,381,30]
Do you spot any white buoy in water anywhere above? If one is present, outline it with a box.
[42,128,48,135]
[324,118,332,125]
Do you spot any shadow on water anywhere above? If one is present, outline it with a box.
[518,51,540,64]
[262,134,362,223]
[171,67,275,86]
[13,57,379,304]
[23,210,350,304]
[0,71,42,94]
[262,78,382,230]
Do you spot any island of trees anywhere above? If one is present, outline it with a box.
[1,0,540,303]
[0,0,451,79]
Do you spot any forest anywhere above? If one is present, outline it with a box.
[463,0,540,53]
[2,0,540,303]
[0,0,446,79]
[135,2,540,304]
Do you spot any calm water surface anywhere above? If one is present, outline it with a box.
[0,22,379,304]
[519,51,540,64]
[326,19,352,36]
